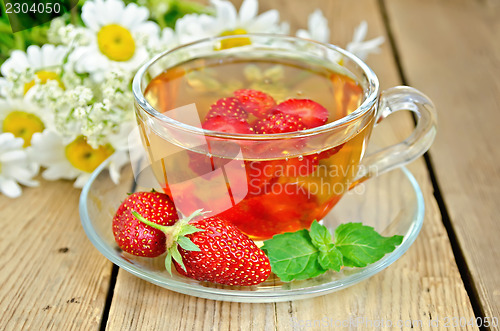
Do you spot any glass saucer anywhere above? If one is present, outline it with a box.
[80,160,424,303]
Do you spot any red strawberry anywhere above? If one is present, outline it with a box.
[317,143,345,161]
[234,89,276,118]
[131,210,271,286]
[219,187,317,240]
[206,97,248,121]
[202,117,253,134]
[253,113,307,134]
[174,216,271,285]
[112,192,179,257]
[273,99,329,128]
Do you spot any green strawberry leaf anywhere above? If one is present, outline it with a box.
[177,236,200,252]
[334,223,404,268]
[177,224,203,236]
[318,244,343,271]
[165,251,173,276]
[262,229,328,282]
[170,245,186,272]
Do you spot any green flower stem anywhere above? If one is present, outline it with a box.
[0,25,11,34]
[13,32,24,50]
[70,6,79,25]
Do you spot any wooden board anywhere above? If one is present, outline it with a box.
[385,0,500,323]
[104,0,477,330]
[0,180,112,331]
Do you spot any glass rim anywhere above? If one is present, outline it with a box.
[132,33,380,140]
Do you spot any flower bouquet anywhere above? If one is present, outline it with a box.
[0,0,384,198]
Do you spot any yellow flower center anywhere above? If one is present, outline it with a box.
[97,24,136,62]
[65,136,114,173]
[2,111,45,147]
[24,71,65,95]
[218,28,251,50]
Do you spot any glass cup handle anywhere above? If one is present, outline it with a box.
[353,86,438,184]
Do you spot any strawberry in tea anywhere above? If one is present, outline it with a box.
[136,52,374,241]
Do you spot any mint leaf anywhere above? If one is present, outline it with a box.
[309,221,342,271]
[262,229,327,282]
[334,223,404,268]
[261,221,404,282]
[318,244,343,271]
[309,220,333,250]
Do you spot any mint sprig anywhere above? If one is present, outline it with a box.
[261,221,404,282]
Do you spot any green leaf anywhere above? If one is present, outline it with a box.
[309,221,334,251]
[170,245,186,272]
[334,223,404,268]
[165,251,173,276]
[177,224,203,236]
[262,229,328,282]
[177,236,200,252]
[318,244,343,272]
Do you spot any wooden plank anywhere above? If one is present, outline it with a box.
[385,0,500,324]
[105,0,477,330]
[0,180,112,331]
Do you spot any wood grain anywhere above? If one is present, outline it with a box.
[0,180,112,331]
[104,0,477,330]
[385,0,500,324]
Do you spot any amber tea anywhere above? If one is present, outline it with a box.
[137,54,373,240]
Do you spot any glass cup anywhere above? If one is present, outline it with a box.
[132,34,437,240]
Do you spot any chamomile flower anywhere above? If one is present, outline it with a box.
[0,98,52,147]
[0,45,68,95]
[73,0,160,81]
[106,121,134,184]
[296,9,330,43]
[30,130,115,188]
[0,133,39,198]
[147,27,179,55]
[175,0,284,47]
[346,21,385,60]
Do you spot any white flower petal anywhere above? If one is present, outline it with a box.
[42,163,80,180]
[353,21,368,43]
[0,133,38,198]
[105,0,125,24]
[5,166,39,186]
[212,0,238,30]
[108,151,129,184]
[26,45,43,70]
[81,0,99,30]
[40,44,55,68]
[134,21,161,39]
[239,0,258,24]
[74,173,91,188]
[310,9,329,43]
[296,29,312,40]
[0,178,22,198]
[0,150,27,163]
[0,133,23,150]
[247,10,279,32]
[1,50,30,76]
[279,21,290,34]
[175,14,214,43]
[121,3,149,29]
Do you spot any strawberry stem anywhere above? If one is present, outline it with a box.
[131,210,171,232]
[132,209,207,246]
[131,209,209,276]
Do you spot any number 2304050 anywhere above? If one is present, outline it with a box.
[6,2,61,14]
